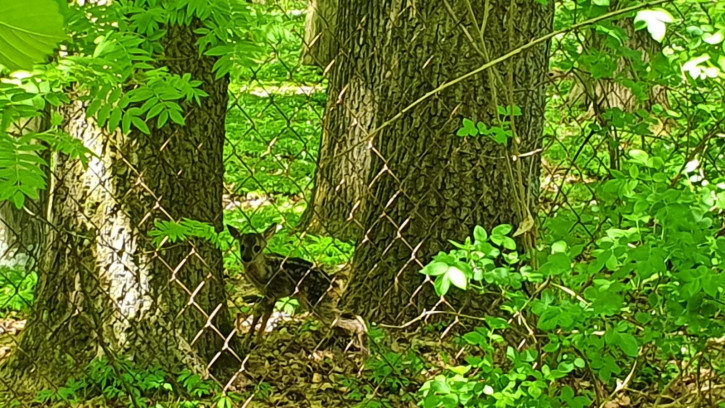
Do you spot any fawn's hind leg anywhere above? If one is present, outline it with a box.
[333,314,369,355]
[314,301,369,354]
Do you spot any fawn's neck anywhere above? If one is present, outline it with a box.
[243,256,269,292]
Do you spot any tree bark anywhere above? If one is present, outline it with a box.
[301,0,338,68]
[331,0,554,324]
[6,22,234,391]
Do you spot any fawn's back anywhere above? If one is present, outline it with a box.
[231,225,337,310]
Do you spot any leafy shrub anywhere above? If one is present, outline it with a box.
[418,149,725,406]
[33,357,241,408]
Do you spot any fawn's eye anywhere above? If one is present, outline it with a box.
[253,245,261,252]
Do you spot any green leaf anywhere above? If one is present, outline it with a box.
[492,224,513,236]
[616,333,639,357]
[539,253,572,276]
[628,149,649,166]
[537,307,560,330]
[462,330,485,346]
[422,261,449,276]
[501,237,517,250]
[592,0,610,6]
[0,0,66,71]
[551,241,568,254]
[108,108,123,132]
[12,191,24,209]
[131,117,151,135]
[473,225,488,242]
[457,118,478,137]
[434,275,451,296]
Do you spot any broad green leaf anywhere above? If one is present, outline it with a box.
[492,224,513,236]
[628,149,649,165]
[457,118,477,137]
[0,0,66,71]
[473,225,488,242]
[537,307,560,330]
[422,261,449,276]
[434,275,451,296]
[131,117,151,135]
[703,31,723,45]
[551,241,568,254]
[616,333,639,357]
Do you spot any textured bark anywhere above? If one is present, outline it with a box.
[301,0,338,68]
[6,23,233,390]
[332,0,554,324]
[302,72,373,241]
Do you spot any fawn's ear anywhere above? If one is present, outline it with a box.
[262,223,281,242]
[228,226,242,239]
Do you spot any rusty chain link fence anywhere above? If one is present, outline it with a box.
[1,0,723,407]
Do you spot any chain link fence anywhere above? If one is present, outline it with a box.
[1,0,723,407]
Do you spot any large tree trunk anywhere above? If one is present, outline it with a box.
[300,0,372,242]
[302,72,374,242]
[5,23,234,391]
[301,0,338,68]
[333,1,553,324]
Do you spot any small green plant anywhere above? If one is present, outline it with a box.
[456,105,522,145]
[0,267,37,314]
[420,224,521,297]
[34,357,236,407]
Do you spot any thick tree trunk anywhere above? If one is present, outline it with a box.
[333,1,553,324]
[302,71,373,242]
[6,23,233,391]
[301,0,338,68]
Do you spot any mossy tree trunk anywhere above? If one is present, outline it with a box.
[5,23,234,392]
[330,0,554,324]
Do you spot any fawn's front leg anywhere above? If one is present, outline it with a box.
[245,296,276,348]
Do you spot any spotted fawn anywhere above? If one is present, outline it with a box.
[229,224,368,353]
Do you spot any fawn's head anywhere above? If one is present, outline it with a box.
[229,224,280,263]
